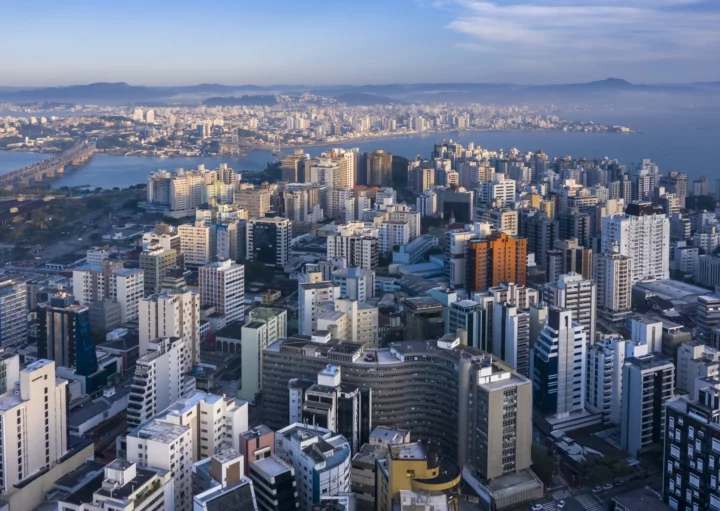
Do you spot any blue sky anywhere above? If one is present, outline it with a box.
[1,0,718,86]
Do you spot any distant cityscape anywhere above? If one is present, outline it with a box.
[0,95,633,160]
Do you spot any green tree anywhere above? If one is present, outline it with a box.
[531,445,556,486]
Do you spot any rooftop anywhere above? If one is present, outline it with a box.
[250,455,294,479]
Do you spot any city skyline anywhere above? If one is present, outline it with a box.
[1,0,718,86]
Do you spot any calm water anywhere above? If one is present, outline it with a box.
[0,109,717,189]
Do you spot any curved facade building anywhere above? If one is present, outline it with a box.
[263,334,532,476]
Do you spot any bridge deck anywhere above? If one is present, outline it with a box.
[0,143,96,187]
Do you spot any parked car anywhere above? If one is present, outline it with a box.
[531,504,543,511]
[603,483,613,490]
[593,486,603,493]
[557,500,566,509]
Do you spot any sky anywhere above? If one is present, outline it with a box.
[0,0,718,87]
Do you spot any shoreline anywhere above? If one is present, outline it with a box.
[279,127,636,151]
[0,127,635,159]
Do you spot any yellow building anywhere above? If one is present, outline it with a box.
[376,442,461,511]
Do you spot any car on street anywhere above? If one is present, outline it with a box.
[531,504,543,511]
[615,479,624,486]
[593,486,603,493]
[557,500,566,509]
[603,483,613,490]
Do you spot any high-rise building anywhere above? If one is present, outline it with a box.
[216,307,287,405]
[249,455,299,511]
[199,259,245,324]
[544,272,597,343]
[38,292,97,377]
[521,212,559,269]
[126,390,249,511]
[620,353,674,457]
[676,341,720,397]
[466,231,528,292]
[697,294,720,347]
[178,223,212,267]
[546,238,593,282]
[492,302,531,377]
[0,360,68,491]
[532,307,587,417]
[247,217,292,267]
[109,268,144,323]
[556,211,591,247]
[127,336,193,429]
[289,365,371,454]
[664,385,720,511]
[365,150,392,186]
[326,224,379,271]
[601,201,670,283]
[594,243,632,323]
[263,335,531,472]
[235,188,272,218]
[298,282,341,336]
[458,351,533,480]
[331,267,375,303]
[402,297,445,341]
[57,459,174,511]
[274,423,351,510]
[139,290,200,365]
[139,244,178,295]
[478,173,516,207]
[447,299,484,350]
[0,279,28,347]
[238,424,275,475]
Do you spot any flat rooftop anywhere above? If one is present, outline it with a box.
[250,456,293,479]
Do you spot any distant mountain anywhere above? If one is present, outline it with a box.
[334,92,400,106]
[0,78,717,106]
[0,82,167,105]
[202,95,278,107]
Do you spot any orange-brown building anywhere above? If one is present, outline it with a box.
[466,231,528,292]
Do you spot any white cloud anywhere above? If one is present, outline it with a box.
[441,0,720,74]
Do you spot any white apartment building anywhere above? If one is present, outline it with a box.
[57,459,174,511]
[378,221,410,254]
[127,391,249,511]
[0,279,28,347]
[332,267,375,303]
[199,259,245,324]
[676,341,720,397]
[446,229,478,289]
[0,360,67,492]
[127,337,194,429]
[298,282,341,335]
[126,421,192,511]
[274,423,351,511]
[139,290,200,365]
[601,205,670,283]
[544,272,597,344]
[110,268,144,323]
[178,223,212,266]
[389,210,421,239]
[317,299,379,347]
[478,173,516,206]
